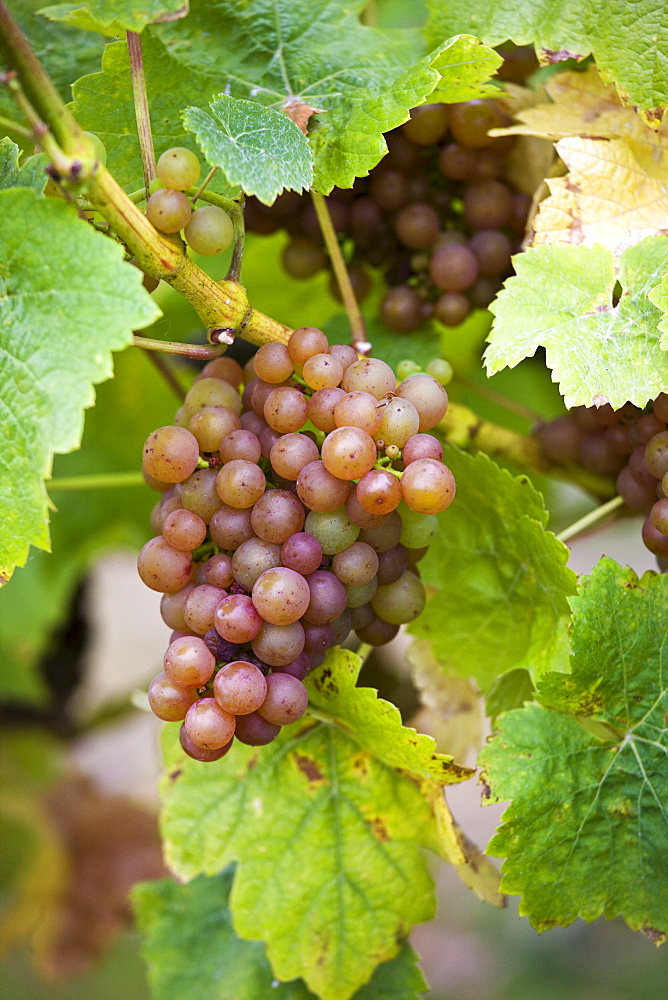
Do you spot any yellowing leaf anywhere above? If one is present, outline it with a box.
[496,67,668,255]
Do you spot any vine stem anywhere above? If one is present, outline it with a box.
[191,165,218,203]
[131,336,228,360]
[0,3,290,349]
[48,471,145,491]
[311,191,371,355]
[127,31,157,199]
[134,331,186,398]
[0,112,30,139]
[556,495,625,544]
[453,375,543,423]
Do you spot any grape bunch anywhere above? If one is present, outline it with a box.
[534,396,668,561]
[138,327,456,761]
[245,90,534,332]
[145,146,234,256]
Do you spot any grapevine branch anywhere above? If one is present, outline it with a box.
[556,495,625,544]
[0,3,290,349]
[311,191,371,355]
[126,30,157,198]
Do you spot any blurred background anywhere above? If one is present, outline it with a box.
[3,0,668,997]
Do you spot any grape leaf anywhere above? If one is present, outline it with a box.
[425,0,668,124]
[485,237,668,409]
[495,67,668,255]
[481,558,668,940]
[0,139,48,193]
[307,647,472,783]
[409,448,575,690]
[182,96,312,205]
[71,32,239,197]
[0,342,178,705]
[0,1,104,117]
[0,190,160,583]
[134,870,427,1000]
[39,0,188,33]
[155,0,500,193]
[484,668,535,720]
[160,649,453,1000]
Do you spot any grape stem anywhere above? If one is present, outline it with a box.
[131,335,228,360]
[191,165,218,203]
[311,191,371,356]
[0,3,291,348]
[134,331,186,399]
[48,471,145,491]
[226,195,245,282]
[127,31,157,200]
[556,494,625,544]
[0,112,30,139]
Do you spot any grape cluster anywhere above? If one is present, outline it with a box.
[534,396,668,561]
[145,147,234,256]
[138,327,456,761]
[245,95,532,332]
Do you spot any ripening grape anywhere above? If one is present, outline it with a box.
[157,147,200,190]
[146,188,192,233]
[184,206,234,256]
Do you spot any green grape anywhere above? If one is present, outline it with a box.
[184,205,234,256]
[426,358,454,386]
[157,146,200,190]
[396,360,422,380]
[304,507,360,554]
[397,503,439,548]
[146,188,192,234]
[371,570,426,625]
[345,577,378,608]
[83,130,107,165]
[375,397,420,448]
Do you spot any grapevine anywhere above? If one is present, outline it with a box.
[2,3,668,999]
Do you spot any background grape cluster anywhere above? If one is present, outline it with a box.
[244,49,537,333]
[138,327,455,760]
[534,397,668,561]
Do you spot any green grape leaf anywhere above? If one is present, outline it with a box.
[308,647,472,782]
[484,668,535,720]
[182,96,312,205]
[0,190,159,583]
[39,0,187,33]
[134,870,427,1000]
[648,271,668,339]
[160,651,446,1000]
[0,138,48,193]
[481,558,668,940]
[155,1,500,193]
[485,238,668,409]
[71,32,238,197]
[0,1,104,114]
[409,448,576,690]
[425,0,668,124]
[0,343,178,706]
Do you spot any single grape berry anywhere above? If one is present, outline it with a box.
[146,188,193,233]
[157,147,200,190]
[184,206,234,256]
